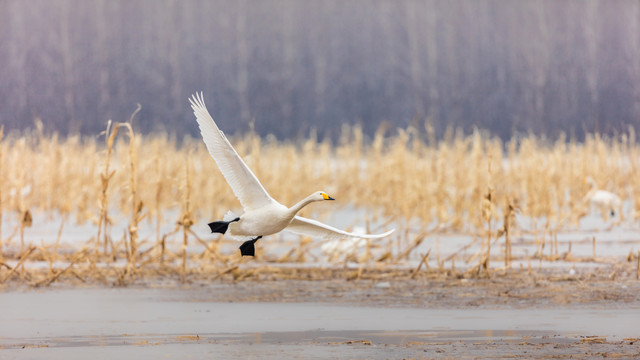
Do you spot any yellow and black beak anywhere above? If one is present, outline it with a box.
[322,193,335,200]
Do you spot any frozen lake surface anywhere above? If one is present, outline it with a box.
[0,287,638,359]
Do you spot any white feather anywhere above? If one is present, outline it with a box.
[286,216,395,241]
[190,92,395,246]
[584,177,621,216]
[190,92,275,211]
[222,211,239,222]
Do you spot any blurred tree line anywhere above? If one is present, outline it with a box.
[1,0,639,141]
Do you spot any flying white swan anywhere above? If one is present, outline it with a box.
[189,92,395,256]
[584,176,622,218]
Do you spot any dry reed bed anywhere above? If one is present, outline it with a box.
[0,123,639,286]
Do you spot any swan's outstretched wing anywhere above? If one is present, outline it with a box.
[190,92,275,210]
[285,216,395,241]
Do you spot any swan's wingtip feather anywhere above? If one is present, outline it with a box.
[360,228,394,239]
[375,228,395,238]
[189,92,205,110]
[189,93,201,110]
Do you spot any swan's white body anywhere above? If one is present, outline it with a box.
[589,190,621,210]
[584,177,621,217]
[190,92,394,244]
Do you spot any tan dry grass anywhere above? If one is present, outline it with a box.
[0,124,637,285]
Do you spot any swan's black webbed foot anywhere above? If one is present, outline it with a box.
[208,217,240,234]
[239,236,262,257]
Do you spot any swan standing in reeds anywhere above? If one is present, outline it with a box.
[584,177,622,218]
[190,92,394,256]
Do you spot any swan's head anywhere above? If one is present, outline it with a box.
[584,176,596,188]
[315,191,335,201]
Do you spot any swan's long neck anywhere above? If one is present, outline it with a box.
[288,194,319,217]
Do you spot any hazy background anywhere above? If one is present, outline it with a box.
[1,0,639,141]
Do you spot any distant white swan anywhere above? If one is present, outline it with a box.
[584,177,622,218]
[190,92,395,256]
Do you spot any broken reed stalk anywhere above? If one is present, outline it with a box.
[153,141,163,261]
[180,150,194,284]
[504,220,510,268]
[435,238,443,270]
[481,189,493,273]
[97,121,120,260]
[480,153,494,275]
[120,122,144,277]
[54,218,64,256]
[1,246,36,283]
[35,249,87,287]
[539,225,546,269]
[502,198,517,268]
[592,236,596,259]
[19,209,32,280]
[411,249,431,278]
[398,231,428,260]
[47,219,65,274]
